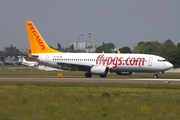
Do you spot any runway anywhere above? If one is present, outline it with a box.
[0,77,180,84]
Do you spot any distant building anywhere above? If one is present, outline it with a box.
[70,40,102,52]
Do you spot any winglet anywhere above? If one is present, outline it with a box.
[117,49,120,54]
[24,47,35,60]
[25,21,61,54]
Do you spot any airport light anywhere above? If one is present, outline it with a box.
[81,34,84,52]
[88,32,91,52]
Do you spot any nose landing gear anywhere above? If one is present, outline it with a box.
[154,74,158,78]
[154,71,164,78]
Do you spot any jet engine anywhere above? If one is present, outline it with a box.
[91,65,109,75]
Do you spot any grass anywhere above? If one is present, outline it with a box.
[0,66,180,119]
[0,82,180,120]
[0,65,180,78]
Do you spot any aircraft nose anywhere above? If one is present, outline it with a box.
[167,62,173,69]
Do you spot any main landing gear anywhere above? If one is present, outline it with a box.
[154,74,158,78]
[85,72,92,78]
[85,72,107,78]
[99,75,107,78]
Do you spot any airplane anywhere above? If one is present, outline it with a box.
[25,20,173,78]
[18,56,38,66]
[0,56,20,65]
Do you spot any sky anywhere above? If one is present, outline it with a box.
[0,0,180,51]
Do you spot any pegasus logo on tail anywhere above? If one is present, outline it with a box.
[26,20,61,53]
[27,23,46,50]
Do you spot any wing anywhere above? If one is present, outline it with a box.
[57,62,92,71]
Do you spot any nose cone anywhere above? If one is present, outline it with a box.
[167,62,173,70]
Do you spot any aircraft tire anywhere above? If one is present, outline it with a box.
[85,72,92,78]
[154,74,158,78]
[100,75,107,78]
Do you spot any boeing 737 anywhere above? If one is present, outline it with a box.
[18,56,38,66]
[25,21,173,78]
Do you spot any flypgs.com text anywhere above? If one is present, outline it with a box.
[96,54,145,68]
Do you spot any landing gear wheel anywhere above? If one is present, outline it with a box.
[85,72,92,78]
[100,75,107,78]
[154,74,158,78]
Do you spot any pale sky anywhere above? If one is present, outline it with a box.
[0,0,180,50]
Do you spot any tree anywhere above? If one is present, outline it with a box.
[119,46,132,53]
[137,41,145,46]
[162,39,176,59]
[3,45,21,57]
[163,39,175,49]
[132,41,163,55]
[177,43,180,48]
[0,51,6,56]
[95,45,112,53]
[165,47,180,68]
[102,42,115,49]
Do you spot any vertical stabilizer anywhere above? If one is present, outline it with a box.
[18,56,27,62]
[22,56,27,62]
[25,21,60,54]
[18,56,23,62]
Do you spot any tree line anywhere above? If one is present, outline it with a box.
[0,39,179,67]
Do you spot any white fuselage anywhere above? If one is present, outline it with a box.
[33,53,173,73]
[21,61,38,66]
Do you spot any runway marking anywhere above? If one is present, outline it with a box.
[0,77,180,84]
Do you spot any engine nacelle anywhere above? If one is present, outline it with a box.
[116,72,133,75]
[91,65,109,75]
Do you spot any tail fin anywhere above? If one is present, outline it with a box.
[24,47,35,60]
[22,57,27,62]
[18,56,26,62]
[18,56,23,62]
[25,21,60,54]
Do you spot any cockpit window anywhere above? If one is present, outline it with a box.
[157,59,167,62]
